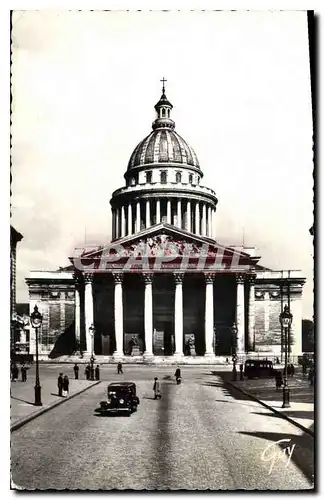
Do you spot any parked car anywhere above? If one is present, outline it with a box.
[244,359,276,379]
[95,382,140,416]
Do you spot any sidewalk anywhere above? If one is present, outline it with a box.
[11,374,99,430]
[221,372,314,436]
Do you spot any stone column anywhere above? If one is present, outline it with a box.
[202,204,207,236]
[113,273,124,356]
[195,202,200,235]
[248,277,255,351]
[177,200,182,228]
[236,275,245,353]
[187,200,191,232]
[207,206,212,237]
[121,206,126,237]
[74,276,81,349]
[143,274,153,357]
[84,273,94,354]
[136,201,141,233]
[115,208,120,239]
[112,209,116,240]
[167,200,171,224]
[127,203,132,236]
[173,273,184,357]
[156,199,161,224]
[204,273,215,356]
[146,199,151,228]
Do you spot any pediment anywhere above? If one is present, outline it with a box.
[70,223,260,273]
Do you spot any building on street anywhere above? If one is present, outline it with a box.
[26,84,305,362]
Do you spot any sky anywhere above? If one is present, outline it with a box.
[10,10,314,319]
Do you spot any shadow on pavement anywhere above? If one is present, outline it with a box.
[50,393,63,397]
[211,373,315,486]
[93,413,131,418]
[216,373,315,423]
[10,396,34,405]
[238,429,314,487]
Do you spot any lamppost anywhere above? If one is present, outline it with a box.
[231,323,238,381]
[279,305,293,408]
[30,305,43,406]
[89,324,95,381]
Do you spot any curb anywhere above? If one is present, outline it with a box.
[11,381,101,432]
[225,380,314,438]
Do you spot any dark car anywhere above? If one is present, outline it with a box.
[244,359,276,379]
[95,382,140,416]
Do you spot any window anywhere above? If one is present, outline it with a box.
[176,172,182,183]
[145,171,152,183]
[189,174,193,184]
[167,109,170,117]
[197,176,200,184]
[162,108,166,117]
[161,171,167,184]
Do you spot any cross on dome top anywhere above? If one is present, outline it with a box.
[160,77,167,95]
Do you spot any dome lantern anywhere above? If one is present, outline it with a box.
[152,77,175,131]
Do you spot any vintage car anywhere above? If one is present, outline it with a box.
[244,359,277,379]
[95,382,140,416]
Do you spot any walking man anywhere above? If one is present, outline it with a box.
[85,364,90,380]
[21,363,27,382]
[275,371,283,391]
[95,365,100,381]
[153,377,162,400]
[58,373,63,397]
[117,362,123,374]
[73,363,79,380]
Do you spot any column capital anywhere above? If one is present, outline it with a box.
[112,272,124,284]
[236,274,245,284]
[73,272,82,283]
[204,272,216,284]
[173,272,184,284]
[84,273,94,284]
[248,275,256,285]
[142,273,153,285]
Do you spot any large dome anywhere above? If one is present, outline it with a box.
[127,129,200,171]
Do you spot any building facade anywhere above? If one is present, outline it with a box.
[26,85,305,362]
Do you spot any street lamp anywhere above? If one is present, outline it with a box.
[30,305,43,406]
[231,323,238,381]
[89,324,95,381]
[279,305,293,408]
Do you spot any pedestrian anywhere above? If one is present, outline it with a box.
[153,377,162,400]
[275,371,283,391]
[117,362,123,374]
[58,373,63,397]
[302,362,307,376]
[174,366,181,384]
[21,363,27,382]
[290,364,295,377]
[95,365,100,381]
[62,375,69,397]
[287,365,291,377]
[85,364,90,380]
[276,357,280,365]
[73,363,79,380]
[11,363,19,382]
[308,368,314,386]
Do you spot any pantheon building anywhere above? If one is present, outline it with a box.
[26,83,305,363]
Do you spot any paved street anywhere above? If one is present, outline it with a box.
[11,366,314,490]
